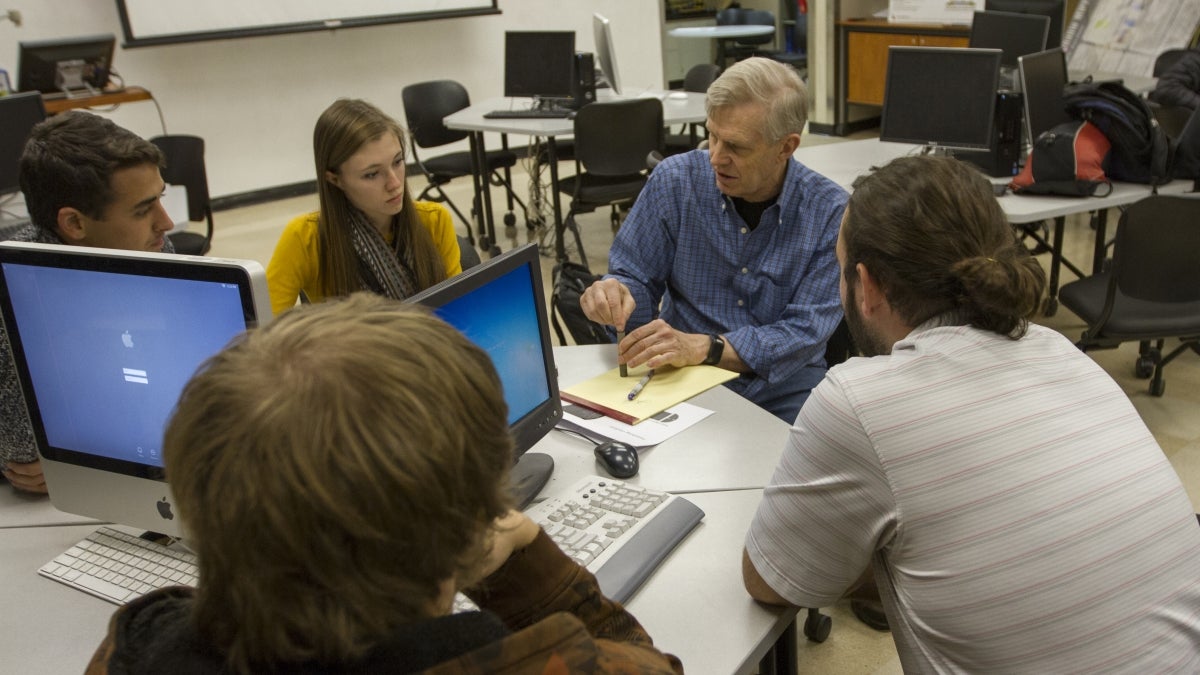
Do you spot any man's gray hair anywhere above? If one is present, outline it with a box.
[706,57,808,141]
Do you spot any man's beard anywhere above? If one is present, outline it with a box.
[843,283,890,358]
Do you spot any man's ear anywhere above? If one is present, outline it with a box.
[325,170,341,188]
[855,262,888,318]
[55,207,88,244]
[779,132,801,158]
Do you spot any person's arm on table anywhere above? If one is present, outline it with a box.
[417,201,462,277]
[742,378,893,607]
[3,458,46,493]
[466,511,683,672]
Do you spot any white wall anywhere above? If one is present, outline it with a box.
[0,1,664,199]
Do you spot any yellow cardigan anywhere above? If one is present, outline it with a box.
[266,202,462,315]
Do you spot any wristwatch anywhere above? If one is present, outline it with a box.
[702,334,725,366]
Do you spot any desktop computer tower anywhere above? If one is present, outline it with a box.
[958,91,1024,178]
[570,51,596,109]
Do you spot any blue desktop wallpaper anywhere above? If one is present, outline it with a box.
[3,264,250,468]
[432,264,550,425]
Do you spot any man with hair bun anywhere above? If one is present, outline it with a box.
[743,155,1200,672]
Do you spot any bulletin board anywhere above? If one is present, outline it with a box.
[1065,0,1200,77]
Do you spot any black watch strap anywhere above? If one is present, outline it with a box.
[703,334,725,366]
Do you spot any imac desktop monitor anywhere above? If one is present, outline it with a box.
[17,33,117,96]
[593,13,622,96]
[1019,47,1072,143]
[406,243,562,507]
[969,10,1050,69]
[880,47,1003,153]
[504,31,576,100]
[0,242,272,537]
[985,0,1065,49]
[0,91,46,199]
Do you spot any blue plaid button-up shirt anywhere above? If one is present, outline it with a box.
[605,150,847,412]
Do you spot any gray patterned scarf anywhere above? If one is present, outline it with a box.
[347,207,417,300]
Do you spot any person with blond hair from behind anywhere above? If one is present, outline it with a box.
[87,293,682,674]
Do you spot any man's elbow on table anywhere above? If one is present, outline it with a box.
[742,549,792,606]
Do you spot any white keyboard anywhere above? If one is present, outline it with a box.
[39,526,197,605]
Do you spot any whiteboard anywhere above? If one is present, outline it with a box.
[116,0,498,47]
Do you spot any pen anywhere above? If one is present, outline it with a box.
[616,331,627,377]
[627,370,655,401]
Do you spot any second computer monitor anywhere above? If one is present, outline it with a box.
[504,31,576,100]
[969,10,1050,68]
[593,13,622,96]
[1019,47,1072,143]
[880,46,1003,153]
[17,33,116,95]
[985,0,1065,49]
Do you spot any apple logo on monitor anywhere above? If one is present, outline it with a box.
[122,330,134,348]
[156,497,174,520]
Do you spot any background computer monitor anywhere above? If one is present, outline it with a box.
[504,31,576,100]
[406,243,562,508]
[593,13,622,96]
[17,34,116,95]
[0,242,271,537]
[985,0,1065,49]
[969,10,1050,68]
[0,91,46,199]
[1019,47,1072,143]
[880,47,1003,153]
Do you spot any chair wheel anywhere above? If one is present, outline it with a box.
[503,212,517,227]
[804,610,831,643]
[1150,379,1165,397]
[1042,296,1058,317]
[1134,356,1155,379]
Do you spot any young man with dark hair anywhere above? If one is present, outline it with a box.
[1,111,174,494]
[743,155,1200,671]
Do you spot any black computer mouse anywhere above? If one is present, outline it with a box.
[594,440,639,479]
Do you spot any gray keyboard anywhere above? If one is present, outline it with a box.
[483,108,571,119]
[525,476,704,603]
[39,526,197,605]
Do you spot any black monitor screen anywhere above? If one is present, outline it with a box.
[0,92,45,198]
[1019,47,1071,142]
[985,0,1065,49]
[504,31,575,99]
[406,243,561,506]
[881,47,1002,153]
[18,34,116,95]
[969,10,1050,67]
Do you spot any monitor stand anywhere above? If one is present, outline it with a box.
[510,451,554,509]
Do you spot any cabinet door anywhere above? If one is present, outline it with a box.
[846,32,969,106]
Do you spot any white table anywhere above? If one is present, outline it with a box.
[444,90,707,259]
[0,493,794,675]
[793,137,1193,314]
[667,25,775,67]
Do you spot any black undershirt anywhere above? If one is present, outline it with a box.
[731,196,777,231]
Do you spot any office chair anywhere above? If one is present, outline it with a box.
[663,63,721,156]
[0,91,47,226]
[767,13,808,76]
[728,10,776,63]
[401,80,528,249]
[1058,195,1200,397]
[555,98,663,263]
[150,135,213,256]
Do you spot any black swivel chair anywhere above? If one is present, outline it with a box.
[664,63,721,156]
[555,98,664,264]
[1058,195,1200,397]
[767,12,808,76]
[729,10,777,62]
[401,80,527,249]
[151,135,213,256]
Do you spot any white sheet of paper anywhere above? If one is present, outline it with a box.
[560,400,713,448]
